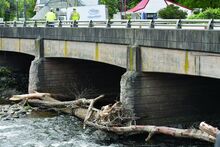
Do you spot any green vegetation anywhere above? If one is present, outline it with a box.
[175,0,220,9]
[99,0,119,18]
[158,5,187,19]
[99,0,139,18]
[0,67,16,89]
[189,8,220,19]
[0,67,18,99]
[0,0,10,20]
[0,0,36,21]
[99,0,220,19]
[17,0,36,20]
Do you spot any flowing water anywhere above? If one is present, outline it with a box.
[0,113,213,147]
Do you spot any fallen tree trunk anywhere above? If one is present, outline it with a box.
[10,92,218,144]
[86,122,216,143]
[200,122,220,137]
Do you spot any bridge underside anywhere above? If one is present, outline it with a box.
[121,71,220,126]
[29,58,126,104]
[0,51,34,93]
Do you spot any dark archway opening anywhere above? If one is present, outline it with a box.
[36,58,126,105]
[130,72,220,126]
[0,51,34,98]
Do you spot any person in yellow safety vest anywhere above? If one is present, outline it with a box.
[71,8,80,21]
[45,8,56,27]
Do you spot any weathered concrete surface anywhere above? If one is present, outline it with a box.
[2,37,220,79]
[120,71,220,125]
[1,27,220,53]
[141,47,220,79]
[29,58,125,102]
[44,40,127,68]
[0,38,36,56]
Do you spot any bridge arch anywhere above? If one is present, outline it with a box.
[29,57,126,104]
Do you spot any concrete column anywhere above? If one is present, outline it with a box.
[120,45,142,116]
[28,58,44,93]
[29,37,45,93]
[126,45,141,71]
[35,36,44,59]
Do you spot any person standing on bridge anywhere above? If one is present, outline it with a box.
[71,8,80,21]
[45,8,56,27]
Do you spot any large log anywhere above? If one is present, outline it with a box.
[200,122,220,137]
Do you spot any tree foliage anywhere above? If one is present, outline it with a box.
[174,0,220,9]
[99,0,139,18]
[189,8,220,19]
[0,0,10,20]
[158,4,187,19]
[0,0,35,21]
[17,0,36,19]
[99,0,120,18]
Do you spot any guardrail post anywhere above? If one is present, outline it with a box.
[176,19,182,29]
[13,21,16,27]
[89,20,94,27]
[45,21,48,27]
[23,21,26,27]
[58,20,62,27]
[106,20,111,28]
[34,21,37,27]
[149,19,154,28]
[4,22,8,27]
[207,19,214,30]
[73,21,78,27]
[126,20,131,28]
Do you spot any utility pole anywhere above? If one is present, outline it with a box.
[124,0,127,15]
[16,0,18,21]
[24,0,27,21]
[120,0,124,19]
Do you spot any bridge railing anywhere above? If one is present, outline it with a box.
[0,19,220,30]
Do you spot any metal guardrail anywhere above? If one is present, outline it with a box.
[0,19,220,30]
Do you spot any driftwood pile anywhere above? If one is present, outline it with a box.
[10,92,219,144]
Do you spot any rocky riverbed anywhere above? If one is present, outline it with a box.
[0,104,32,120]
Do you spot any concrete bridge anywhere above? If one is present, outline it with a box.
[1,23,220,125]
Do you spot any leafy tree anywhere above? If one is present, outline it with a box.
[99,0,120,18]
[17,0,36,20]
[126,0,140,10]
[0,0,10,20]
[99,0,140,18]
[0,0,36,21]
[174,0,220,9]
[158,4,187,19]
[189,8,220,19]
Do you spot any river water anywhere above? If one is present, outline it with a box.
[0,113,213,147]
